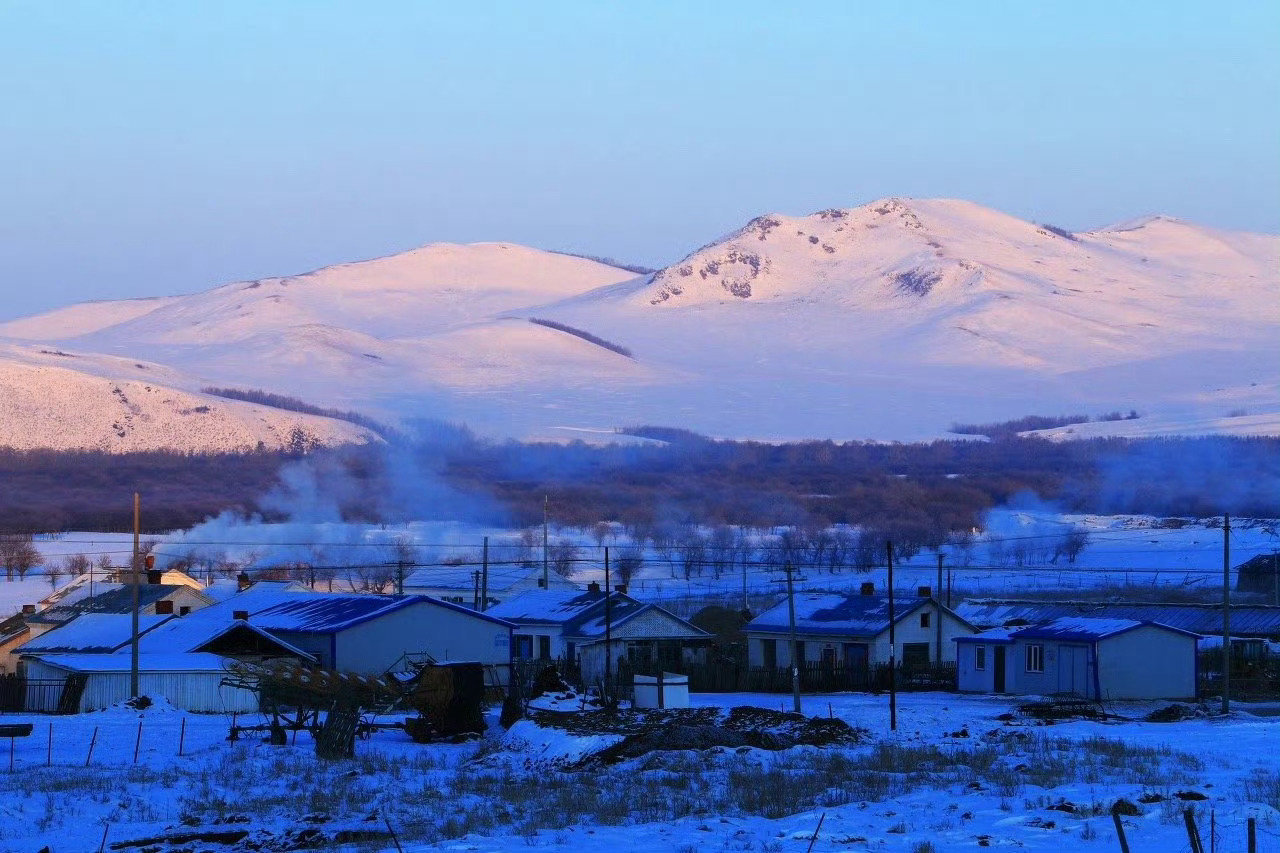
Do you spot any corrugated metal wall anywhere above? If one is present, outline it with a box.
[23,661,260,713]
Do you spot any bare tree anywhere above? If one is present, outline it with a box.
[591,522,613,548]
[0,534,40,580]
[613,544,644,587]
[550,540,579,578]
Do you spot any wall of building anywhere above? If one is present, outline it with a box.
[955,642,1000,693]
[22,661,259,713]
[336,602,512,678]
[1097,627,1197,700]
[748,603,974,668]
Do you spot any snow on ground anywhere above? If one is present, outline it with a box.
[0,692,1276,852]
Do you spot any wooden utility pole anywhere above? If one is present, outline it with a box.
[604,546,612,705]
[472,570,481,610]
[481,536,489,612]
[785,562,801,714]
[542,495,550,590]
[935,553,944,665]
[887,541,896,732]
[130,493,140,699]
[1222,513,1231,715]
[395,560,405,597]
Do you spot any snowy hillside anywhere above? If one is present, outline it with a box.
[0,346,377,453]
[0,200,1276,445]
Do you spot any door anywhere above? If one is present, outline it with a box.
[843,643,869,670]
[1056,644,1090,697]
[993,646,1006,693]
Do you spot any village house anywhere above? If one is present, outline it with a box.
[21,654,262,713]
[402,564,578,609]
[955,617,1199,700]
[484,583,712,684]
[744,584,976,673]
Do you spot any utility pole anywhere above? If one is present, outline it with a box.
[936,553,944,665]
[742,556,748,614]
[604,546,612,705]
[542,495,549,590]
[785,562,801,714]
[395,560,405,597]
[130,493,140,699]
[1222,513,1231,715]
[481,536,489,612]
[887,541,896,732]
[472,570,481,610]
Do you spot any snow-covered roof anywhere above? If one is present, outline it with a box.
[248,592,513,634]
[18,613,173,654]
[31,584,211,624]
[484,588,610,624]
[133,615,314,660]
[486,589,707,641]
[955,628,1015,644]
[956,599,1280,637]
[22,652,238,674]
[747,593,966,637]
[1010,617,1199,642]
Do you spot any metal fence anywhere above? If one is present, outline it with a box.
[0,674,68,713]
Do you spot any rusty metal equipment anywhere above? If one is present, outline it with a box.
[223,659,487,752]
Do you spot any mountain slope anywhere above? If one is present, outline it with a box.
[1,200,1276,445]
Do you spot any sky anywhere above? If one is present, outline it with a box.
[1,1,1277,321]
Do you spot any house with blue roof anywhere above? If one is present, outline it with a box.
[484,583,711,684]
[744,585,976,674]
[955,617,1199,700]
[238,591,516,678]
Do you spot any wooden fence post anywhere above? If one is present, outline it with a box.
[178,716,187,757]
[133,718,143,764]
[1183,808,1205,853]
[46,722,52,767]
[1111,812,1130,853]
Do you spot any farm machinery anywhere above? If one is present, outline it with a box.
[223,658,487,757]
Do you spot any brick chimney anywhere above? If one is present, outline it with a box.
[237,572,251,591]
[587,581,601,594]
[860,582,875,596]
[21,604,35,615]
[917,585,932,598]
[147,570,163,585]
[614,584,627,594]
[233,610,249,621]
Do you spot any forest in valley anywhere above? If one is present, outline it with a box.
[0,427,1275,544]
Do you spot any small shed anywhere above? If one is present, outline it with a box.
[21,653,260,713]
[956,617,1199,700]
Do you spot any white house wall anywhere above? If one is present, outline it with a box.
[1096,626,1197,700]
[335,602,511,676]
[22,661,259,713]
[955,643,999,693]
[748,603,972,667]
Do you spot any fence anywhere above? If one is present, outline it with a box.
[0,674,70,713]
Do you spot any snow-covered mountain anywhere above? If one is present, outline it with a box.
[1,199,1276,447]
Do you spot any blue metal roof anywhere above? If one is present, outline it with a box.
[251,593,513,634]
[748,593,972,637]
[956,600,1280,638]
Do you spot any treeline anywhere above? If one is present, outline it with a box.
[201,387,394,437]
[1,433,1275,540]
[0,448,289,533]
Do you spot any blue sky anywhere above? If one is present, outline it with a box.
[1,1,1277,320]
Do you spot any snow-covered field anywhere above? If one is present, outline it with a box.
[0,692,1276,852]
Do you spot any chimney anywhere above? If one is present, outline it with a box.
[860,582,875,596]
[587,581,601,594]
[917,586,932,598]
[154,600,174,615]
[614,584,627,594]
[21,604,35,615]
[233,610,249,621]
[237,572,251,591]
[147,570,163,585]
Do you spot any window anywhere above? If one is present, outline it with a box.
[514,634,533,659]
[975,645,986,671]
[1025,644,1044,673]
[565,641,576,663]
[920,611,930,628]
[902,643,930,670]
[761,639,777,669]
[538,635,552,660]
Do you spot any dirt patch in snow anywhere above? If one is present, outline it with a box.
[527,705,866,767]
